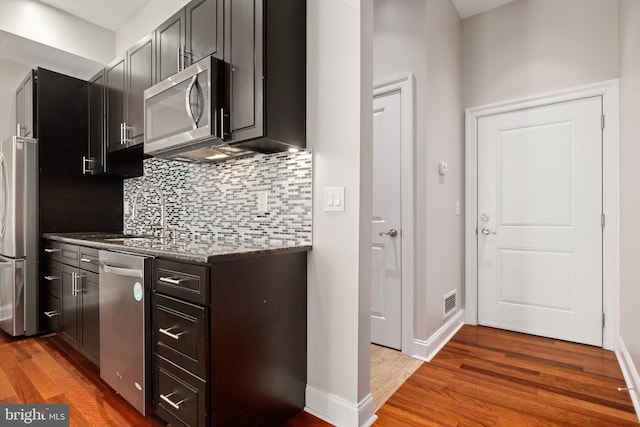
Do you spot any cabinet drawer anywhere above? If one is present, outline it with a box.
[78,246,99,273]
[153,293,208,378]
[42,294,60,331]
[45,242,80,267]
[43,241,62,263]
[154,355,207,427]
[154,259,208,305]
[43,263,61,298]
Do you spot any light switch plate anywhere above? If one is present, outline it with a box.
[324,187,345,212]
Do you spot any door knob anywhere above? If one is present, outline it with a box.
[481,228,497,235]
[379,229,398,237]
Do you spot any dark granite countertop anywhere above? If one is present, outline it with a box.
[43,232,312,264]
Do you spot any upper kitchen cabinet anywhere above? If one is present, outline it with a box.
[156,0,223,82]
[106,34,155,153]
[127,34,155,147]
[224,0,306,153]
[84,70,107,175]
[16,71,36,138]
[92,34,154,177]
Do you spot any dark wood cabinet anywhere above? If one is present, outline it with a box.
[151,251,307,427]
[16,70,35,137]
[106,33,155,154]
[156,8,186,82]
[186,0,223,63]
[156,0,222,82]
[46,241,101,366]
[85,70,107,174]
[127,34,155,146]
[95,34,154,177]
[60,262,79,347]
[223,0,306,152]
[105,56,126,151]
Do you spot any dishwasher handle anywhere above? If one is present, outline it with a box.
[101,262,144,278]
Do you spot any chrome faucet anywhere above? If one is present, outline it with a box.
[130,182,167,239]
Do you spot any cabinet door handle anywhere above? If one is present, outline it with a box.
[81,156,94,175]
[160,392,187,410]
[220,107,225,140]
[80,258,93,264]
[177,47,181,71]
[44,310,59,318]
[44,248,60,253]
[44,275,58,281]
[72,272,77,296]
[159,276,187,285]
[159,327,185,340]
[122,122,133,144]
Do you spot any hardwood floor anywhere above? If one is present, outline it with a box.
[0,331,164,426]
[289,325,639,426]
[2,326,638,426]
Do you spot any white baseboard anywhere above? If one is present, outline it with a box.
[305,385,378,427]
[413,309,465,362]
[616,336,640,418]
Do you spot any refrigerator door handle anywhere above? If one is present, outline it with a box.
[0,153,7,240]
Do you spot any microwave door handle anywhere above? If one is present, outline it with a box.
[185,75,199,129]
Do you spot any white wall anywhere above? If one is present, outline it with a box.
[373,0,464,345]
[116,0,190,56]
[373,0,428,341]
[618,0,640,389]
[0,0,114,65]
[462,0,619,107]
[424,0,464,339]
[306,0,375,425]
[0,58,32,139]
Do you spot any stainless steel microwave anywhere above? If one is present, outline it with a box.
[144,55,235,161]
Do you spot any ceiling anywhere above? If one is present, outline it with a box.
[38,0,150,31]
[451,0,518,19]
[36,0,517,33]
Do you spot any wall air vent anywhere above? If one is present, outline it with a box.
[443,290,457,319]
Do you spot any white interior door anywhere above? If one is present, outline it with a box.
[477,96,603,347]
[371,90,402,350]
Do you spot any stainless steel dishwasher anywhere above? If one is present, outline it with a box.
[99,250,150,415]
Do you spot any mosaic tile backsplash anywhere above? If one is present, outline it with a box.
[123,151,312,245]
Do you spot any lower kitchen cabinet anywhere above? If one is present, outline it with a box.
[43,241,100,366]
[154,355,207,427]
[151,251,307,427]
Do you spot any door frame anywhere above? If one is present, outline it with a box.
[464,80,620,350]
[373,74,415,355]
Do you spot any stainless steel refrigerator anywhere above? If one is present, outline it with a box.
[0,136,38,336]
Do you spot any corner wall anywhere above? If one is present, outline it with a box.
[0,58,32,139]
[373,0,464,351]
[618,0,640,409]
[306,0,375,425]
[423,0,465,344]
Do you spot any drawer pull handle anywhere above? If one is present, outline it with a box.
[44,248,60,253]
[80,258,93,263]
[44,310,59,318]
[159,276,187,285]
[160,392,187,410]
[159,327,185,340]
[44,275,58,281]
